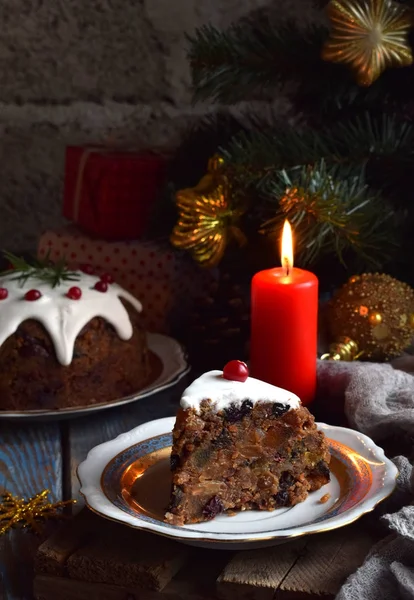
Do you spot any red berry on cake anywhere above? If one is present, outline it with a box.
[223,360,249,382]
[80,264,94,275]
[0,288,8,300]
[94,281,108,293]
[67,286,82,300]
[100,273,114,284]
[25,289,41,301]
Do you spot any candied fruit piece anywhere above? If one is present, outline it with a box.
[263,426,285,449]
[304,451,321,466]
[239,444,263,459]
[191,481,226,496]
[258,473,277,490]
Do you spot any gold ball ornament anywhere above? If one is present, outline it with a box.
[170,156,246,269]
[321,337,363,361]
[322,0,413,86]
[328,273,414,360]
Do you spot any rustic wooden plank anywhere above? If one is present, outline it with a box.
[162,548,233,600]
[277,526,375,598]
[36,506,193,594]
[0,422,62,499]
[34,509,233,600]
[0,421,62,600]
[34,573,220,600]
[32,507,378,600]
[34,548,232,600]
[65,384,186,507]
[67,522,189,590]
[35,509,94,576]
[33,575,161,600]
[36,507,190,586]
[216,539,308,600]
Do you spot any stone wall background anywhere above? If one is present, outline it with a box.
[0,0,316,252]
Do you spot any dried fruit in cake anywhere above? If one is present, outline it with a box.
[0,256,150,410]
[165,362,330,525]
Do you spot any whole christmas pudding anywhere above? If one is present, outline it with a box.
[0,260,150,411]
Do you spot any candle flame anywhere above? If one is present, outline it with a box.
[281,220,293,275]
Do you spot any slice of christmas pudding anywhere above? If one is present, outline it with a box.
[165,361,330,526]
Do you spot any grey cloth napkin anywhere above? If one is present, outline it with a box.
[316,360,414,600]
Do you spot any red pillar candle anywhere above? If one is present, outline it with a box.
[250,221,318,406]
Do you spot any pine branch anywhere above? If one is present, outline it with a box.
[221,127,328,173]
[187,17,414,115]
[1,252,80,288]
[161,112,409,272]
[328,114,414,161]
[259,161,394,269]
[187,21,331,103]
[218,113,414,192]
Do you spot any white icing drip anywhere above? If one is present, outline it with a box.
[180,370,301,412]
[0,272,143,366]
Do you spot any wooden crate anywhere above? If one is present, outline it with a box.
[33,509,375,600]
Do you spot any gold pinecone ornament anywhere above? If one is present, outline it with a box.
[184,271,250,370]
[327,273,414,361]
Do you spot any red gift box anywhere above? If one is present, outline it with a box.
[63,146,167,241]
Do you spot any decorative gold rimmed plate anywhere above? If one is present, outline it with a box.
[78,417,398,549]
[0,334,189,421]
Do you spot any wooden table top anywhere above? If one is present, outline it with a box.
[0,376,381,600]
[0,379,188,600]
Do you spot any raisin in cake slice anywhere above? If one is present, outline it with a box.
[165,360,330,526]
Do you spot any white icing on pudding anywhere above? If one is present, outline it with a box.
[0,272,142,366]
[180,370,301,412]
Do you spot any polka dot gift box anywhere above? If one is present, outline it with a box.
[37,225,215,334]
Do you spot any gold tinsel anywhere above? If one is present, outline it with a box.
[322,0,413,86]
[170,156,246,269]
[327,273,414,361]
[0,490,75,535]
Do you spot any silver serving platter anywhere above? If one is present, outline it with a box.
[0,333,189,421]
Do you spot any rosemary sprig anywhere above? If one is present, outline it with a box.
[0,251,81,288]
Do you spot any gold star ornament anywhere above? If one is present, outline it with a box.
[170,156,246,269]
[322,0,413,86]
[0,490,75,535]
